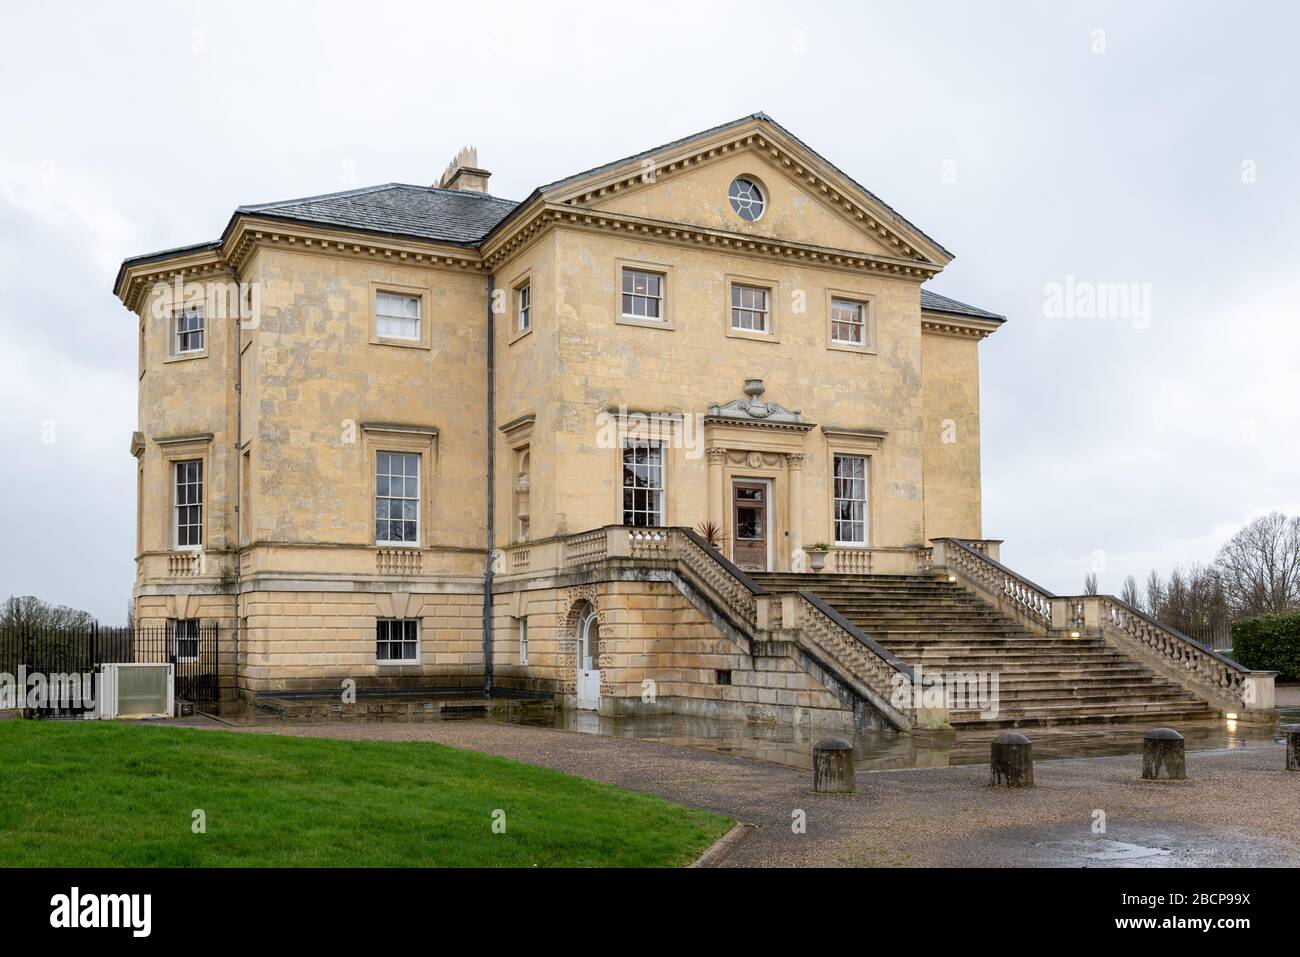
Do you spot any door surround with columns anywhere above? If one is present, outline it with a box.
[704,380,815,572]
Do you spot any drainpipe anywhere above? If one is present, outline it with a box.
[231,266,242,702]
[482,274,495,697]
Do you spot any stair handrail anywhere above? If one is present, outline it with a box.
[929,537,1055,625]
[934,536,1275,711]
[798,590,914,681]
[796,589,914,730]
[1072,593,1276,710]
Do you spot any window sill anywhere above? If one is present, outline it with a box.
[508,325,533,346]
[376,542,421,549]
[616,315,674,331]
[726,327,780,344]
[369,335,430,351]
[828,340,877,355]
[376,659,422,668]
[164,350,208,364]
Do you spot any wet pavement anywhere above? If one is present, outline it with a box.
[189,695,1300,773]
[498,708,1298,772]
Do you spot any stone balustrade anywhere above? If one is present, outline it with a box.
[831,548,872,574]
[927,536,1276,714]
[929,538,1054,625]
[782,590,915,730]
[375,548,422,575]
[167,551,203,577]
[1058,594,1275,712]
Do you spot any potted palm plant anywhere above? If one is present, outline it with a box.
[694,520,724,550]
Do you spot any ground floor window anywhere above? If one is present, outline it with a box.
[375,451,420,545]
[622,440,663,527]
[518,617,528,665]
[376,619,419,663]
[173,618,200,662]
[833,454,869,545]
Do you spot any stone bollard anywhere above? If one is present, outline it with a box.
[813,738,856,793]
[1142,728,1186,780]
[990,731,1034,787]
[1287,726,1300,772]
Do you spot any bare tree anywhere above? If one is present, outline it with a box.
[1145,569,1164,617]
[1121,574,1140,610]
[1,595,97,631]
[1214,511,1300,616]
[1083,572,1098,595]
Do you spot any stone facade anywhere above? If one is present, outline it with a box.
[114,114,1001,719]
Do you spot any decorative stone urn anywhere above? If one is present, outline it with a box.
[806,547,829,572]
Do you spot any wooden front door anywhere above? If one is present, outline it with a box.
[731,480,768,571]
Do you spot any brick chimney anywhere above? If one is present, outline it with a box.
[436,146,491,193]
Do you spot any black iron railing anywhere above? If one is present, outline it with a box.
[0,623,219,716]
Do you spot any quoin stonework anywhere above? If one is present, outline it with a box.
[115,114,1275,729]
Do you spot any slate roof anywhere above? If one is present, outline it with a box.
[236,184,519,246]
[919,289,1005,322]
[116,116,1000,321]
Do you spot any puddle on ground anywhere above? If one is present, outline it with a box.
[497,708,1296,772]
[1005,820,1298,867]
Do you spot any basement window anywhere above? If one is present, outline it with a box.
[716,669,732,685]
[377,619,419,663]
[173,619,200,663]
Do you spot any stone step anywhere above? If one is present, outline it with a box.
[948,707,1216,729]
[752,571,1218,731]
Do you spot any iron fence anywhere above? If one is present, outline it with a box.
[0,623,219,717]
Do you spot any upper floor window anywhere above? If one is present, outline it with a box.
[622,440,664,528]
[830,297,868,346]
[728,177,765,221]
[375,291,421,341]
[516,282,531,333]
[376,619,419,663]
[173,306,204,355]
[174,459,203,550]
[833,454,869,545]
[621,269,664,321]
[375,451,420,546]
[731,284,770,333]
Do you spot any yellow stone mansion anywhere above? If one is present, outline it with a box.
[116,114,1267,728]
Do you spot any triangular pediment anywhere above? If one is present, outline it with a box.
[540,115,951,267]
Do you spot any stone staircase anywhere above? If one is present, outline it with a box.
[752,573,1219,729]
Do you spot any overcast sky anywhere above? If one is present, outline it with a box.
[2,0,1297,622]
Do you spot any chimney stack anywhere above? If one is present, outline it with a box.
[436,145,491,193]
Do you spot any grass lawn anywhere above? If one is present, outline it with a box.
[0,721,731,867]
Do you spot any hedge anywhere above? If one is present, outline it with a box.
[1231,612,1300,680]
